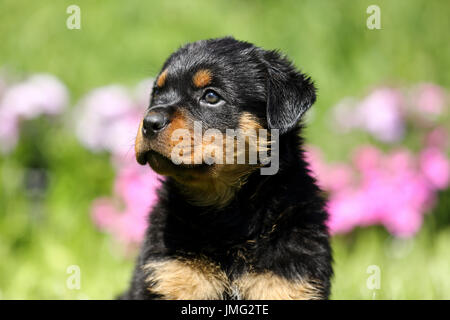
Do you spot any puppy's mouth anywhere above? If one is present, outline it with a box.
[137,149,210,177]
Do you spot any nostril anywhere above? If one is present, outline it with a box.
[142,112,169,136]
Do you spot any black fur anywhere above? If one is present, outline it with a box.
[121,37,333,299]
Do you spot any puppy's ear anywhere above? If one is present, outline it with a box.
[263,51,316,134]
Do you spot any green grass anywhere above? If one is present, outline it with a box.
[0,0,449,299]
[332,227,450,299]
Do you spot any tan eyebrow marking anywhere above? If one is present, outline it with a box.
[156,69,168,88]
[192,69,213,88]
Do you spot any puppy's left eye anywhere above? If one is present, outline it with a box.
[202,90,221,105]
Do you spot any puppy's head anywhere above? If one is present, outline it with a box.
[135,37,316,186]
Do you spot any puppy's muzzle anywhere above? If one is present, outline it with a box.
[135,106,174,165]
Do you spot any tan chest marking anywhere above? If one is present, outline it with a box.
[145,259,322,300]
[144,258,229,300]
[235,272,323,300]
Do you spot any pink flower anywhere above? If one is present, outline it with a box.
[326,165,354,192]
[353,145,381,173]
[134,78,154,110]
[92,161,162,247]
[381,154,434,236]
[304,146,328,185]
[325,146,438,238]
[332,88,406,142]
[305,146,354,192]
[318,84,449,237]
[0,74,68,119]
[356,88,405,142]
[384,208,423,238]
[81,80,160,249]
[412,83,446,116]
[0,76,7,97]
[327,189,365,234]
[0,109,19,153]
[75,85,144,156]
[424,127,448,150]
[331,98,359,132]
[420,147,450,190]
[0,74,68,153]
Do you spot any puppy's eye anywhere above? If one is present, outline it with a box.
[202,90,221,105]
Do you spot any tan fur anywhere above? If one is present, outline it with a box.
[237,112,271,160]
[144,258,229,300]
[165,110,190,148]
[135,120,146,155]
[235,272,323,300]
[156,69,168,88]
[135,110,270,207]
[192,69,213,88]
[239,112,263,131]
[144,258,322,300]
[136,109,192,159]
[179,112,267,207]
[183,164,253,208]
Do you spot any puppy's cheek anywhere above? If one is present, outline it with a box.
[160,111,196,162]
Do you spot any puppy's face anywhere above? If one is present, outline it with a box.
[135,37,316,184]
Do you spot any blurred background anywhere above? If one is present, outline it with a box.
[0,0,449,299]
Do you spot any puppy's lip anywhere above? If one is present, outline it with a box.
[137,149,210,171]
[136,149,164,166]
[136,149,150,165]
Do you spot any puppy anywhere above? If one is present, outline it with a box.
[122,37,332,300]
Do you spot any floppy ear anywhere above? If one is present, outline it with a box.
[263,51,316,135]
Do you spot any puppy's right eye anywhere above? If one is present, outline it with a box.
[202,90,221,105]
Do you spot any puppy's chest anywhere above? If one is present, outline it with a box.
[143,251,249,300]
[143,253,322,300]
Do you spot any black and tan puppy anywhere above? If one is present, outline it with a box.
[122,37,332,300]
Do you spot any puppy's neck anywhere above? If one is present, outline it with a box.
[167,129,303,210]
[172,164,257,208]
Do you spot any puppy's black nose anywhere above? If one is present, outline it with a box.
[142,110,169,137]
